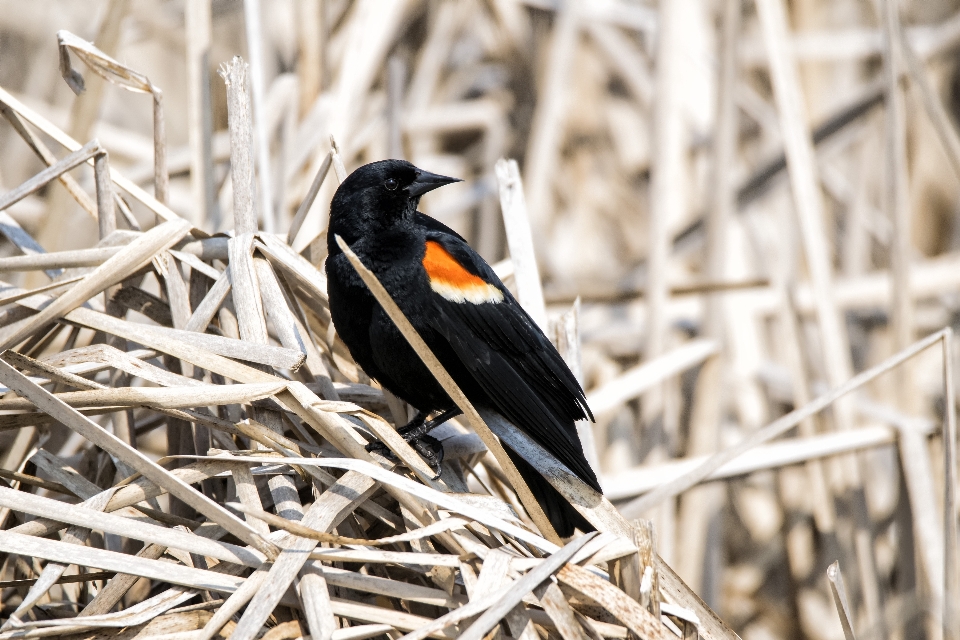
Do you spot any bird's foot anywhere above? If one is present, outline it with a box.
[364,412,424,459]
[410,434,444,478]
[365,410,460,479]
[365,433,445,479]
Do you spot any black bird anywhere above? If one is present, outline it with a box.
[325,159,599,537]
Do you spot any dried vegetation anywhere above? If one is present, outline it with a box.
[0,1,958,640]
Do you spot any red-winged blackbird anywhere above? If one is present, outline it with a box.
[325,159,599,537]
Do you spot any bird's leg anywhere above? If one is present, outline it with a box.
[365,411,440,472]
[398,408,462,477]
[364,408,462,477]
[397,407,462,441]
[365,411,427,456]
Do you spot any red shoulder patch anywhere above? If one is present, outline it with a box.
[422,241,503,304]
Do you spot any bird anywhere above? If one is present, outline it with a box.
[325,159,600,537]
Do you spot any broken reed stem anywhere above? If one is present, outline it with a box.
[881,0,915,401]
[243,0,275,233]
[0,140,102,214]
[330,135,347,182]
[0,103,98,220]
[495,158,547,331]
[186,0,216,228]
[94,150,115,238]
[943,328,959,640]
[647,0,686,363]
[57,29,169,215]
[152,88,168,205]
[827,562,858,640]
[288,151,332,246]
[296,0,322,116]
[220,56,258,234]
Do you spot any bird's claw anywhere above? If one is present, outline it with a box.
[365,439,392,456]
[412,434,444,477]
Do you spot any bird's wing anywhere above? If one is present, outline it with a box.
[414,211,468,242]
[418,226,599,490]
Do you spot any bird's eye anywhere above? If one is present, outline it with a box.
[384,178,399,191]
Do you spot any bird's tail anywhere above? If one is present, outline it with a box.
[504,446,594,538]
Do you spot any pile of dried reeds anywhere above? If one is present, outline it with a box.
[1,1,960,639]
[0,18,713,640]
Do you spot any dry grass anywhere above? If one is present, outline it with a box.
[0,1,958,639]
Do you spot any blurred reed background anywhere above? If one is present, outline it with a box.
[1,0,960,639]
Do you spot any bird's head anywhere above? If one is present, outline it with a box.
[330,159,460,231]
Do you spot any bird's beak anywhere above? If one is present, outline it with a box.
[406,170,461,197]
